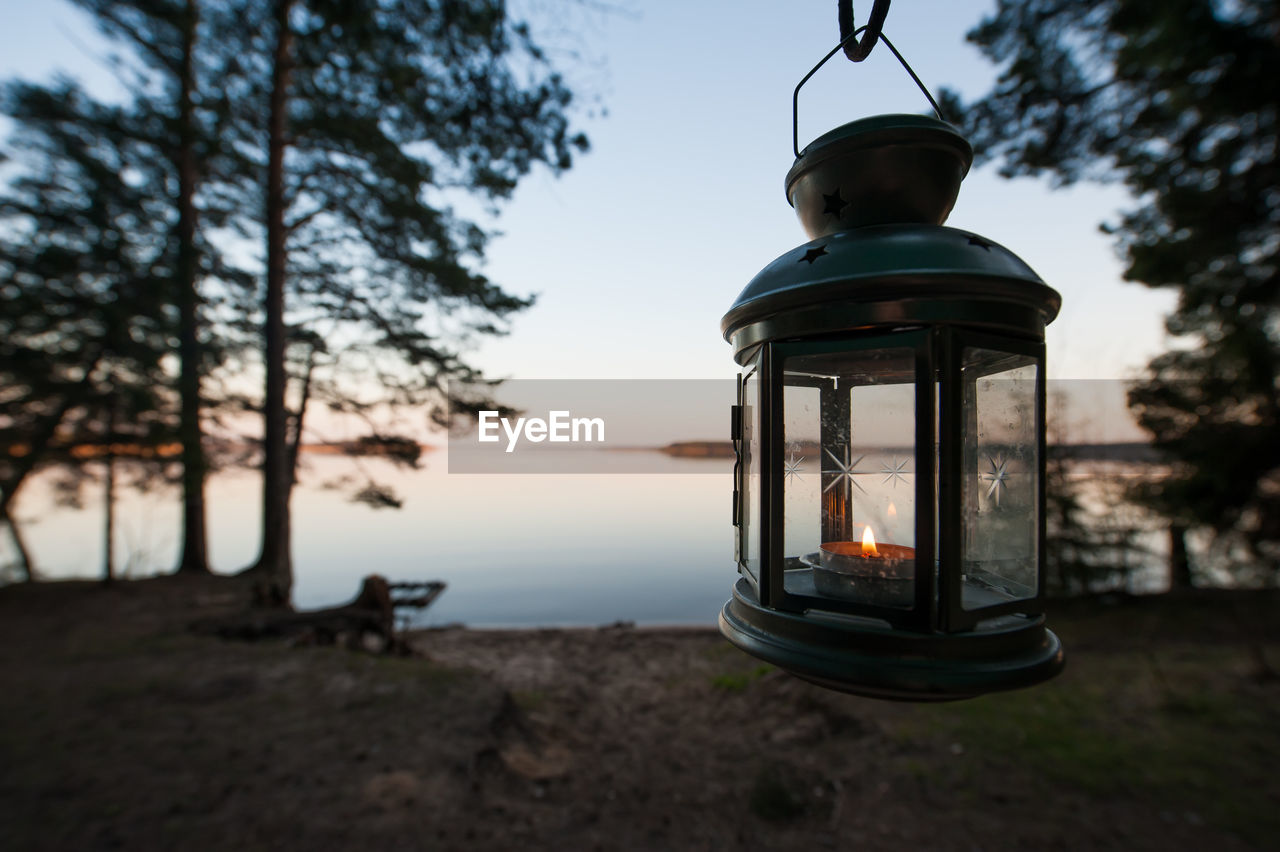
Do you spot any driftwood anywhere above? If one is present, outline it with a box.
[196,574,445,653]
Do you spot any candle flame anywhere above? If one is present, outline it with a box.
[888,501,897,518]
[861,525,879,558]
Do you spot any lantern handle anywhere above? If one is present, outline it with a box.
[793,25,947,159]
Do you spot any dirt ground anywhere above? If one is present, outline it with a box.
[1,573,1277,850]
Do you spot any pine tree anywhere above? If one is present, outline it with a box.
[943,0,1280,582]
[225,0,590,604]
[66,0,255,575]
[3,0,594,600]
[0,81,175,579]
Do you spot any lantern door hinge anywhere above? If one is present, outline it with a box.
[730,404,743,441]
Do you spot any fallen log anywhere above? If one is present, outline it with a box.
[194,574,446,653]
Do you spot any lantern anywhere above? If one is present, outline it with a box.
[719,21,1064,701]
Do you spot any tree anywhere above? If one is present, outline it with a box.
[223,0,590,604]
[67,0,254,576]
[943,0,1280,583]
[0,81,176,580]
[1043,419,1148,596]
[3,0,594,597]
[3,1,259,583]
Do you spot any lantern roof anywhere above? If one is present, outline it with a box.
[723,114,1060,359]
[722,224,1062,356]
[787,114,972,235]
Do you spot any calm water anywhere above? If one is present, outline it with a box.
[3,451,735,627]
[3,452,1180,625]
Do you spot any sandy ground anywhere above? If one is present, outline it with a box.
[1,573,1276,850]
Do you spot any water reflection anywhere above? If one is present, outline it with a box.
[5,452,734,627]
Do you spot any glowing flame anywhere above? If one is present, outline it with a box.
[887,501,898,518]
[861,525,879,558]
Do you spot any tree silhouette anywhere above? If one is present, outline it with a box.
[63,0,258,575]
[2,0,595,597]
[0,81,175,580]
[211,0,591,604]
[943,0,1279,583]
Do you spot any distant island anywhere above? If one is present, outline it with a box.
[1052,442,1160,463]
[2,439,437,462]
[659,441,736,459]
[658,441,1161,463]
[301,440,437,458]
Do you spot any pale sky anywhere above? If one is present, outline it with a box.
[0,0,1177,389]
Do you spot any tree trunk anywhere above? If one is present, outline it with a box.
[1168,523,1193,590]
[174,0,210,575]
[0,390,83,524]
[197,575,415,652]
[1,504,34,583]
[103,438,116,584]
[286,344,317,502]
[249,0,296,607]
[0,391,82,585]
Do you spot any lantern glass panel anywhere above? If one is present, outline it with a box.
[782,382,821,559]
[740,361,761,584]
[961,348,1039,609]
[782,347,917,608]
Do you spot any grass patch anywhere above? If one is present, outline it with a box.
[892,644,1280,845]
[711,664,772,693]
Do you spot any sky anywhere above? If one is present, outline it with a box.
[0,1,1164,591]
[476,1,1178,384]
[0,0,1177,388]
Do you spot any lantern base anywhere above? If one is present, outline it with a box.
[719,579,1063,701]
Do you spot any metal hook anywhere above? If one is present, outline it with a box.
[792,24,947,158]
[839,0,891,63]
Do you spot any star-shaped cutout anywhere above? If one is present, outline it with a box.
[783,453,805,483]
[880,457,910,488]
[799,245,828,264]
[821,189,849,217]
[822,447,867,495]
[967,234,993,251]
[979,454,1011,506]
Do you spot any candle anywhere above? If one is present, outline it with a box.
[820,526,916,566]
[811,526,915,605]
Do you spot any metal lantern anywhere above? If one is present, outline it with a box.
[719,24,1064,701]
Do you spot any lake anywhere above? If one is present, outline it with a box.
[3,450,735,627]
[2,450,1177,625]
